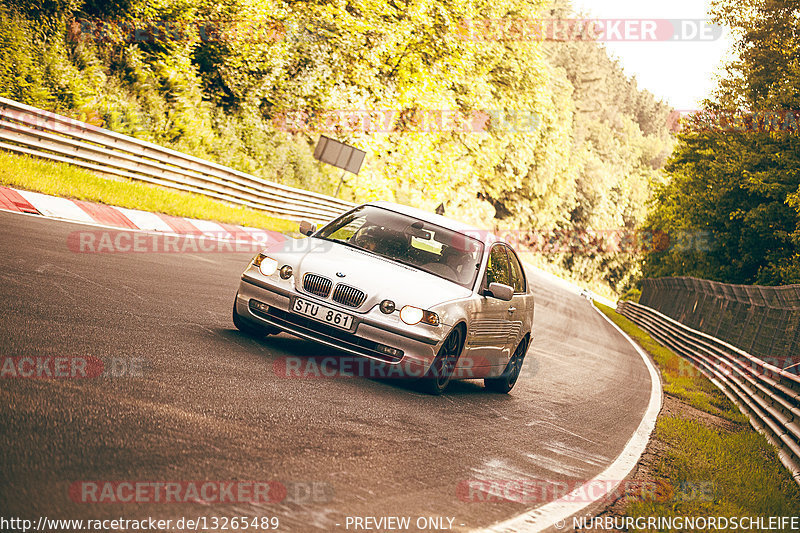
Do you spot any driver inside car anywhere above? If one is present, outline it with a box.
[442,246,473,282]
[352,225,382,252]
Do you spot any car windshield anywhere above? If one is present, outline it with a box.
[316,205,484,289]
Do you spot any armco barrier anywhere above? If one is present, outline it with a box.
[617,300,800,485]
[0,97,354,224]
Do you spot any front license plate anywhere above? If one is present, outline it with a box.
[293,298,354,330]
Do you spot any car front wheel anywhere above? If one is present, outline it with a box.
[421,327,464,395]
[485,337,528,393]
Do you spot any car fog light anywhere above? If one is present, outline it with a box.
[380,299,396,314]
[376,345,403,358]
[249,300,269,313]
[280,265,293,279]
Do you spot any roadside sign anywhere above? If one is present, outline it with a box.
[313,135,366,175]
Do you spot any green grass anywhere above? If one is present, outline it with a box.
[596,302,747,424]
[0,151,296,232]
[628,416,800,523]
[595,302,800,526]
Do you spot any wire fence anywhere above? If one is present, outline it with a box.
[640,277,800,374]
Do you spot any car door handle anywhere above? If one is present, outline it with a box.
[507,307,516,313]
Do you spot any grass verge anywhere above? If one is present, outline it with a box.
[595,302,800,526]
[0,151,296,232]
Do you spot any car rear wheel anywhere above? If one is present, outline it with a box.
[421,326,464,395]
[232,296,279,337]
[485,337,528,393]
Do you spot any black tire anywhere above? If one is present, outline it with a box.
[485,337,528,393]
[420,326,464,395]
[232,298,278,337]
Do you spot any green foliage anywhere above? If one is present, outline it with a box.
[0,6,54,104]
[642,0,800,285]
[619,287,641,303]
[531,1,675,294]
[0,0,674,294]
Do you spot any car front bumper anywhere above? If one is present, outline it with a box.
[236,274,444,377]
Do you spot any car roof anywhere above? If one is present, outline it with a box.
[365,201,503,246]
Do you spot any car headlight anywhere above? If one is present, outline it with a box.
[251,253,278,276]
[400,305,439,326]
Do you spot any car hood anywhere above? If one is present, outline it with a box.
[264,237,472,311]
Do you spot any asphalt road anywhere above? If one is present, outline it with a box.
[0,210,653,532]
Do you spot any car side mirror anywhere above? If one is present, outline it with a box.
[299,220,316,236]
[486,282,514,301]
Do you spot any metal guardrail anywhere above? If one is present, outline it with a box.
[0,97,355,224]
[617,300,800,485]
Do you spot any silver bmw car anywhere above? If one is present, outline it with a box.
[233,201,534,394]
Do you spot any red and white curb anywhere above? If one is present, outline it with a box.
[0,186,285,249]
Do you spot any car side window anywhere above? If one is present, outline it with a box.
[505,246,527,293]
[485,245,511,287]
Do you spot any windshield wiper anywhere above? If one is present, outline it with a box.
[387,256,420,270]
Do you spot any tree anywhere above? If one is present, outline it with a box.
[642,0,800,285]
